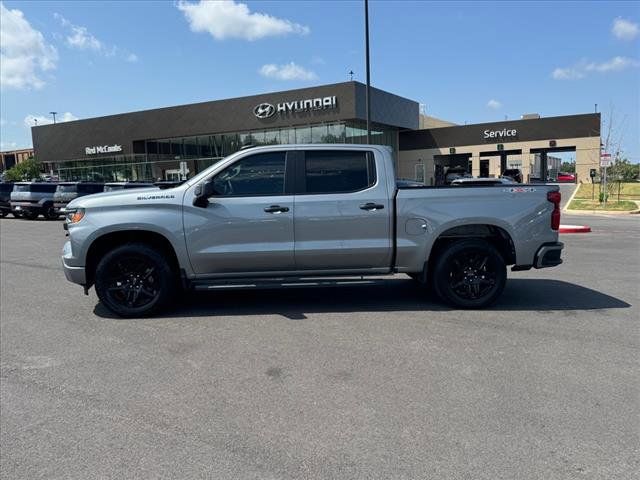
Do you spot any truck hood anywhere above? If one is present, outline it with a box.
[66,187,172,209]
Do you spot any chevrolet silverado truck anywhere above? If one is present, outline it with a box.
[61,144,563,317]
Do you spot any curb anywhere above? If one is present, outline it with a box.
[559,224,591,234]
[564,208,640,216]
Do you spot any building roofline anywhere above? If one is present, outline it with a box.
[31,81,407,129]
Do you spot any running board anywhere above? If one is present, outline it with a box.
[191,276,383,292]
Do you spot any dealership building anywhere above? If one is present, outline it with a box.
[31,81,601,184]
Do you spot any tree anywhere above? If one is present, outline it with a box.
[608,157,639,182]
[3,157,42,181]
[560,161,575,173]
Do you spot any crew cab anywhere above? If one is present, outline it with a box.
[61,144,563,317]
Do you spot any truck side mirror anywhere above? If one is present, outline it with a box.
[193,179,217,207]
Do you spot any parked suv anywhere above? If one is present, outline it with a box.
[53,182,104,213]
[10,182,58,220]
[0,182,18,217]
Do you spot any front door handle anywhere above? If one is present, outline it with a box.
[359,202,385,211]
[264,205,290,214]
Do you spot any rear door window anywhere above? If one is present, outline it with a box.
[303,150,375,194]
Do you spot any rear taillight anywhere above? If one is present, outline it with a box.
[547,191,561,230]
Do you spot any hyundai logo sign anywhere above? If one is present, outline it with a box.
[254,103,276,119]
[253,96,337,119]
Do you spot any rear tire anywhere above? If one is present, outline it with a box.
[94,243,175,318]
[0,210,7,217]
[22,210,38,220]
[432,239,506,309]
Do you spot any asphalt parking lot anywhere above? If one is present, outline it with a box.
[1,214,638,479]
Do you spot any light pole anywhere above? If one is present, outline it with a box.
[50,111,57,124]
[364,0,371,144]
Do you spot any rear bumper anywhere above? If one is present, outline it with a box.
[534,242,564,269]
[11,202,41,212]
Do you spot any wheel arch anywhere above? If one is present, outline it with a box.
[85,230,180,288]
[428,223,516,272]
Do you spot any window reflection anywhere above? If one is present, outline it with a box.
[57,121,398,182]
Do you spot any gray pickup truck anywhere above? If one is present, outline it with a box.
[61,144,563,317]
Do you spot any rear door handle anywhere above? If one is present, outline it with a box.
[264,205,289,214]
[359,202,385,211]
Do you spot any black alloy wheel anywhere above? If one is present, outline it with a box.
[95,243,175,317]
[433,239,506,309]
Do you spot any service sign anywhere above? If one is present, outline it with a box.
[483,128,517,140]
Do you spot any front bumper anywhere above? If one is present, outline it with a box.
[61,240,86,285]
[534,242,564,269]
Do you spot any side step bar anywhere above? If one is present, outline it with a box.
[190,276,385,292]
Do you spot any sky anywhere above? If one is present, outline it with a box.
[1,0,639,162]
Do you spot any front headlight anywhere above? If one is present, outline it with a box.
[65,208,85,224]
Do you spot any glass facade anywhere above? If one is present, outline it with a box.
[54,120,398,181]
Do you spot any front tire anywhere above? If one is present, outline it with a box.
[94,243,175,317]
[432,239,506,309]
[44,205,59,220]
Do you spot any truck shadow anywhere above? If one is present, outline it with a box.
[93,278,631,320]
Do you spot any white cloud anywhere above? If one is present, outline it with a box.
[0,2,58,90]
[487,99,502,109]
[54,13,137,62]
[259,62,317,81]
[552,67,585,80]
[585,56,639,72]
[612,17,639,41]
[24,112,78,127]
[177,0,310,41]
[552,56,639,80]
